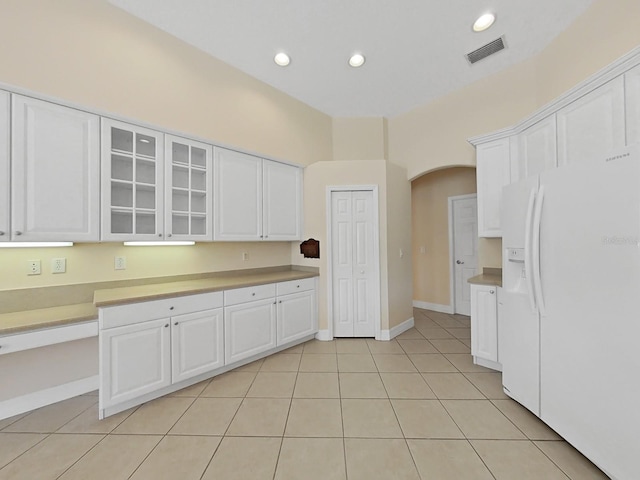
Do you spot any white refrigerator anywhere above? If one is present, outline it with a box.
[501,145,640,480]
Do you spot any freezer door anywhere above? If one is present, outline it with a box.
[538,154,640,480]
[500,176,541,415]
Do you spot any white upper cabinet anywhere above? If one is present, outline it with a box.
[476,138,511,238]
[518,115,557,178]
[11,95,100,242]
[214,148,262,241]
[0,91,9,242]
[263,159,302,240]
[101,119,164,241]
[214,147,302,241]
[165,135,212,241]
[625,63,640,146]
[557,76,625,166]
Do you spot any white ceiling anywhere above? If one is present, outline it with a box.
[108,0,595,118]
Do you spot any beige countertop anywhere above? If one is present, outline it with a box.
[0,268,318,336]
[467,273,502,287]
[0,303,98,336]
[94,270,318,307]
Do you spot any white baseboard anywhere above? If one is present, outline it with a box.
[377,317,414,341]
[413,300,454,314]
[0,375,98,421]
[315,330,333,341]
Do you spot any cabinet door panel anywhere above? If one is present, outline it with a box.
[263,161,302,240]
[165,135,213,241]
[224,298,276,364]
[100,318,171,408]
[471,285,498,362]
[11,95,100,241]
[277,290,316,346]
[101,119,164,241]
[171,308,223,383]
[626,64,640,145]
[476,138,511,237]
[0,91,8,242]
[519,115,557,178]
[214,148,262,240]
[557,76,625,166]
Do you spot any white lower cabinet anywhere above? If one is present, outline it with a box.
[171,308,223,383]
[100,318,171,409]
[224,298,277,364]
[277,290,317,346]
[470,284,501,371]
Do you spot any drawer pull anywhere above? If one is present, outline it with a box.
[252,293,255,296]
[174,322,178,326]
[169,306,174,310]
[164,324,169,328]
[297,285,300,288]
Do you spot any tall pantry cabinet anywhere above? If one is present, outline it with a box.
[0,91,9,241]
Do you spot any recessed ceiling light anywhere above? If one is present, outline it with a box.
[473,13,496,32]
[274,52,290,67]
[349,53,366,68]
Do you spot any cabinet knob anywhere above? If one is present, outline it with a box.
[265,235,268,238]
[278,300,282,304]
[168,233,172,238]
[490,290,495,294]
[169,306,174,310]
[174,322,178,326]
[164,324,169,328]
[252,293,255,296]
[456,260,464,264]
[158,233,163,237]
[297,285,300,288]
[15,231,22,236]
[0,231,4,236]
[259,235,263,238]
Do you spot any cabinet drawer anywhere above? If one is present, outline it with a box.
[276,277,316,296]
[224,283,276,306]
[100,291,223,329]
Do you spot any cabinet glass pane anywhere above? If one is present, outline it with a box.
[111,154,133,181]
[111,183,133,207]
[191,170,206,191]
[191,216,206,235]
[136,185,156,209]
[191,192,206,213]
[112,128,133,153]
[172,142,189,165]
[172,189,189,212]
[173,166,189,188]
[136,159,155,184]
[136,212,155,234]
[136,134,156,157]
[172,214,189,234]
[112,211,133,234]
[192,147,206,168]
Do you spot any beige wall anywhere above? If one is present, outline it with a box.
[332,117,387,161]
[390,0,640,274]
[412,168,477,306]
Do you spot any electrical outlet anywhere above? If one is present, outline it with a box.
[242,252,249,261]
[114,256,126,270]
[51,258,66,274]
[28,260,41,275]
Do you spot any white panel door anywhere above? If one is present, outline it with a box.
[100,318,171,409]
[476,138,511,237]
[625,63,640,145]
[519,115,557,178]
[224,298,276,364]
[332,190,377,337]
[470,285,498,362]
[165,135,213,241]
[214,148,262,240]
[0,91,9,242]
[171,308,223,383]
[557,76,625,167]
[101,119,164,241]
[276,290,316,346]
[452,195,478,316]
[263,160,302,241]
[12,95,100,241]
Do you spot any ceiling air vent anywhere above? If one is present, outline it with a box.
[466,36,506,64]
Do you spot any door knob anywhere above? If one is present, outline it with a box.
[456,260,464,264]
[360,270,365,274]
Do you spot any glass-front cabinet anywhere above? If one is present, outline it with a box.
[101,119,164,241]
[165,135,212,240]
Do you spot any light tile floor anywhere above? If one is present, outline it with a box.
[0,308,609,480]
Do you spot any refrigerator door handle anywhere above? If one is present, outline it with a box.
[524,188,537,312]
[532,186,546,316]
